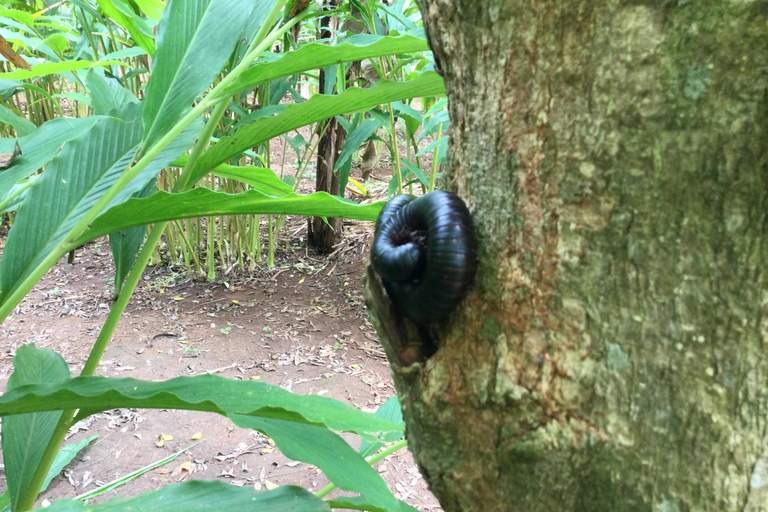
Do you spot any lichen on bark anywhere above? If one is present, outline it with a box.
[365,1,768,511]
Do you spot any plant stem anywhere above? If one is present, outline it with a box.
[428,123,443,192]
[315,438,408,499]
[388,104,403,195]
[0,6,316,323]
[18,221,167,511]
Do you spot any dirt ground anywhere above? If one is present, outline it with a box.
[0,155,444,510]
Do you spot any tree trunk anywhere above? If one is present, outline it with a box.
[365,2,768,511]
[309,0,345,252]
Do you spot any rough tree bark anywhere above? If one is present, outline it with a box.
[365,2,768,511]
[309,0,345,252]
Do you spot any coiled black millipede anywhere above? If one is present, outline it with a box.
[371,191,476,324]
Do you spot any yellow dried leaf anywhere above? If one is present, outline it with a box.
[161,433,173,441]
[180,461,192,471]
[261,448,275,454]
[191,432,202,440]
[264,480,279,490]
[155,438,164,448]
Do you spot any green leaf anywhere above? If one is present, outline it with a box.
[2,345,71,512]
[0,375,403,443]
[327,495,420,512]
[399,158,428,187]
[192,72,445,183]
[0,111,142,303]
[83,69,140,116]
[141,0,254,149]
[0,176,37,214]
[230,415,399,512]
[43,481,330,511]
[0,103,35,137]
[212,164,295,196]
[73,188,384,245]
[172,155,294,196]
[133,0,165,21]
[95,0,156,56]
[223,33,431,97]
[0,116,105,195]
[42,436,100,494]
[0,109,200,305]
[359,396,404,458]
[335,117,382,193]
[108,177,155,297]
[0,60,125,80]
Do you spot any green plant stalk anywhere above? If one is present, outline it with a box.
[293,121,330,190]
[428,123,443,192]
[267,214,275,267]
[389,108,404,195]
[0,178,36,212]
[409,135,426,194]
[16,220,168,512]
[315,438,408,499]
[174,219,202,271]
[78,7,100,61]
[207,215,216,280]
[251,215,262,264]
[0,8,314,322]
[8,9,314,498]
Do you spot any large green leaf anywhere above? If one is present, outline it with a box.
[141,0,254,149]
[211,164,295,196]
[132,0,165,21]
[0,375,403,443]
[0,110,142,303]
[108,177,155,297]
[72,188,384,245]
[222,33,431,97]
[191,72,445,183]
[0,116,105,196]
[172,155,294,196]
[83,69,140,116]
[358,396,404,458]
[0,103,35,137]
[230,415,399,512]
[2,345,71,512]
[95,0,156,56]
[44,481,329,511]
[0,60,124,80]
[0,108,200,304]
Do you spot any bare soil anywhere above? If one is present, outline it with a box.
[0,163,443,510]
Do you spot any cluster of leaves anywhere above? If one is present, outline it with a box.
[0,0,441,510]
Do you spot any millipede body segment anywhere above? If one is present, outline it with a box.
[371,191,476,324]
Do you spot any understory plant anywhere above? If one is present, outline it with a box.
[0,0,444,510]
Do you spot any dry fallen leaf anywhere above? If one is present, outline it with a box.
[264,479,279,490]
[179,461,192,472]
[191,432,202,440]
